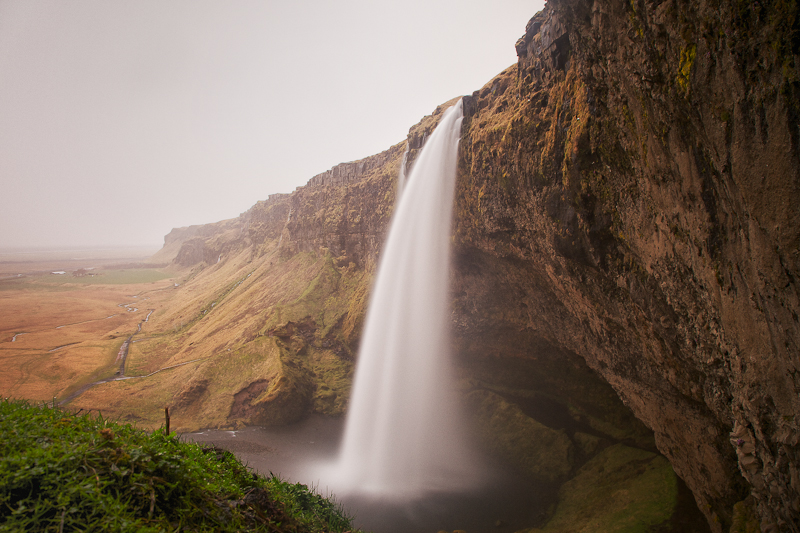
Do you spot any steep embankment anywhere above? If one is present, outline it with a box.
[454,0,798,531]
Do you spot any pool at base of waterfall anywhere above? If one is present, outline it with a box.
[184,414,554,533]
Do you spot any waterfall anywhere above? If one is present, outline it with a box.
[396,145,409,196]
[317,99,477,499]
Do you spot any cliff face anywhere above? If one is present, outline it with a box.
[141,1,800,530]
[277,141,405,268]
[454,0,798,530]
[95,140,417,436]
[161,142,405,271]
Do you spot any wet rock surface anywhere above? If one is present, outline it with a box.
[455,0,799,530]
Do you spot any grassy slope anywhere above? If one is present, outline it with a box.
[0,399,355,533]
[69,238,372,431]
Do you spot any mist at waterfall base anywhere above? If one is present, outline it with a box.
[306,99,542,530]
[188,101,547,531]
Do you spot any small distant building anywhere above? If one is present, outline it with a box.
[51,271,66,275]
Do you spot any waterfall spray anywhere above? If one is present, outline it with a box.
[317,100,477,499]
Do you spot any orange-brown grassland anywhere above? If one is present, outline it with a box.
[0,247,179,418]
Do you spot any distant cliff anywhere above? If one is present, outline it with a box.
[157,141,406,270]
[145,0,799,531]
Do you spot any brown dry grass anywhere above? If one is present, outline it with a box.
[0,262,177,403]
[1,239,367,431]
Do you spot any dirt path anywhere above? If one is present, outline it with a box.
[48,342,81,353]
[115,336,132,374]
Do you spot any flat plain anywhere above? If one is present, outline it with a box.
[0,247,176,404]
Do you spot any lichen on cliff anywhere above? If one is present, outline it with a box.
[676,42,697,94]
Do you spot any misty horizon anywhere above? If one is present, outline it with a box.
[0,0,545,250]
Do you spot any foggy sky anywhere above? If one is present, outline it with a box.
[0,0,545,250]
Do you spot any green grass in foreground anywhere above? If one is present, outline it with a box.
[0,399,356,532]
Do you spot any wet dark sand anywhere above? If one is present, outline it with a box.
[184,415,549,533]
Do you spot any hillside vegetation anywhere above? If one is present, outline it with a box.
[0,399,355,532]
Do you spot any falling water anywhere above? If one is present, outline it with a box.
[396,146,409,196]
[317,100,478,500]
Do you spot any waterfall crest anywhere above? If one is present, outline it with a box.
[318,100,477,499]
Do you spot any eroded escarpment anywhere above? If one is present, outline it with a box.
[455,0,799,530]
[159,141,408,271]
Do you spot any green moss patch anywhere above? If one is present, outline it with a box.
[466,389,574,484]
[536,443,678,532]
[309,349,353,415]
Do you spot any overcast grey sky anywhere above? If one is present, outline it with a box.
[0,0,545,250]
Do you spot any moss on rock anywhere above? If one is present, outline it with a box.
[466,389,574,484]
[729,498,761,533]
[572,431,603,457]
[535,443,678,533]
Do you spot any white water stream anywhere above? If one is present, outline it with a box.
[396,146,409,196]
[315,100,479,499]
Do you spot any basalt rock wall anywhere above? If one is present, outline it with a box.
[278,142,406,268]
[454,0,799,530]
